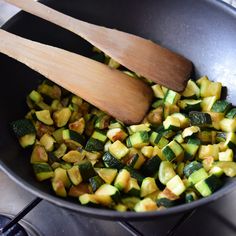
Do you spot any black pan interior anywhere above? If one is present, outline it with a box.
[1,0,236,220]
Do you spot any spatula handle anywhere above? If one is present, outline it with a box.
[5,0,93,36]
[0,29,152,124]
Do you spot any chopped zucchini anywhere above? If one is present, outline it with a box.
[166,175,186,196]
[182,143,199,160]
[78,161,96,181]
[19,134,36,148]
[195,175,221,197]
[109,140,129,159]
[183,161,203,178]
[11,119,35,138]
[219,149,234,162]
[67,165,83,185]
[182,126,200,138]
[141,146,154,158]
[126,151,146,170]
[128,123,151,134]
[181,79,200,98]
[114,169,131,191]
[53,143,67,158]
[122,197,140,210]
[198,77,222,99]
[163,116,181,131]
[79,194,98,205]
[68,183,91,197]
[201,96,217,112]
[158,161,176,185]
[140,177,158,197]
[95,168,117,184]
[178,99,201,112]
[95,114,110,129]
[62,150,85,163]
[134,198,158,212]
[52,128,65,144]
[35,110,53,125]
[185,191,198,203]
[152,84,164,98]
[89,175,105,192]
[223,132,236,149]
[198,144,219,160]
[62,129,85,147]
[174,133,184,144]
[30,144,48,163]
[220,118,236,132]
[102,152,124,170]
[95,184,120,203]
[171,113,190,128]
[188,168,208,185]
[149,131,169,148]
[189,111,212,127]
[197,130,216,144]
[85,138,104,152]
[207,112,224,130]
[53,108,71,127]
[107,128,128,142]
[68,117,85,134]
[141,155,161,176]
[124,166,144,184]
[33,163,54,181]
[40,133,55,151]
[226,108,236,118]
[163,104,180,119]
[213,161,236,177]
[126,131,149,148]
[125,178,140,197]
[162,140,184,162]
[29,90,43,103]
[211,100,231,113]
[164,89,181,105]
[152,99,164,108]
[91,130,107,143]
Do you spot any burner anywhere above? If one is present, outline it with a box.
[0,214,28,236]
[0,214,41,236]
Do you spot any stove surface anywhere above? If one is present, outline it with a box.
[1,170,236,236]
[1,1,236,235]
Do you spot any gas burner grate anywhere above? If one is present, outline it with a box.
[0,198,42,236]
[0,196,196,236]
[0,215,28,236]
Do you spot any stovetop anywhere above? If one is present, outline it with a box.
[1,0,236,235]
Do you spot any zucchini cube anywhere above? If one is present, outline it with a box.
[166,175,186,196]
[162,140,184,162]
[109,140,129,159]
[219,149,234,162]
[195,175,221,197]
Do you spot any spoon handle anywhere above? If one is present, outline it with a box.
[0,29,152,124]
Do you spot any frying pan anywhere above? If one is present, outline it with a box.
[0,0,236,221]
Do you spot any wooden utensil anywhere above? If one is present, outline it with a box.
[5,0,192,92]
[0,29,153,124]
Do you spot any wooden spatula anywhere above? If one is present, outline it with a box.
[5,0,192,92]
[0,29,153,124]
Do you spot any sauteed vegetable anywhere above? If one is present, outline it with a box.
[11,49,236,212]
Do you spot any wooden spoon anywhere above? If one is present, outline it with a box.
[5,0,192,92]
[0,29,153,124]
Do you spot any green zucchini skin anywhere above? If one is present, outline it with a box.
[11,119,35,137]
[189,111,212,127]
[85,138,104,152]
[141,155,162,176]
[102,152,124,170]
